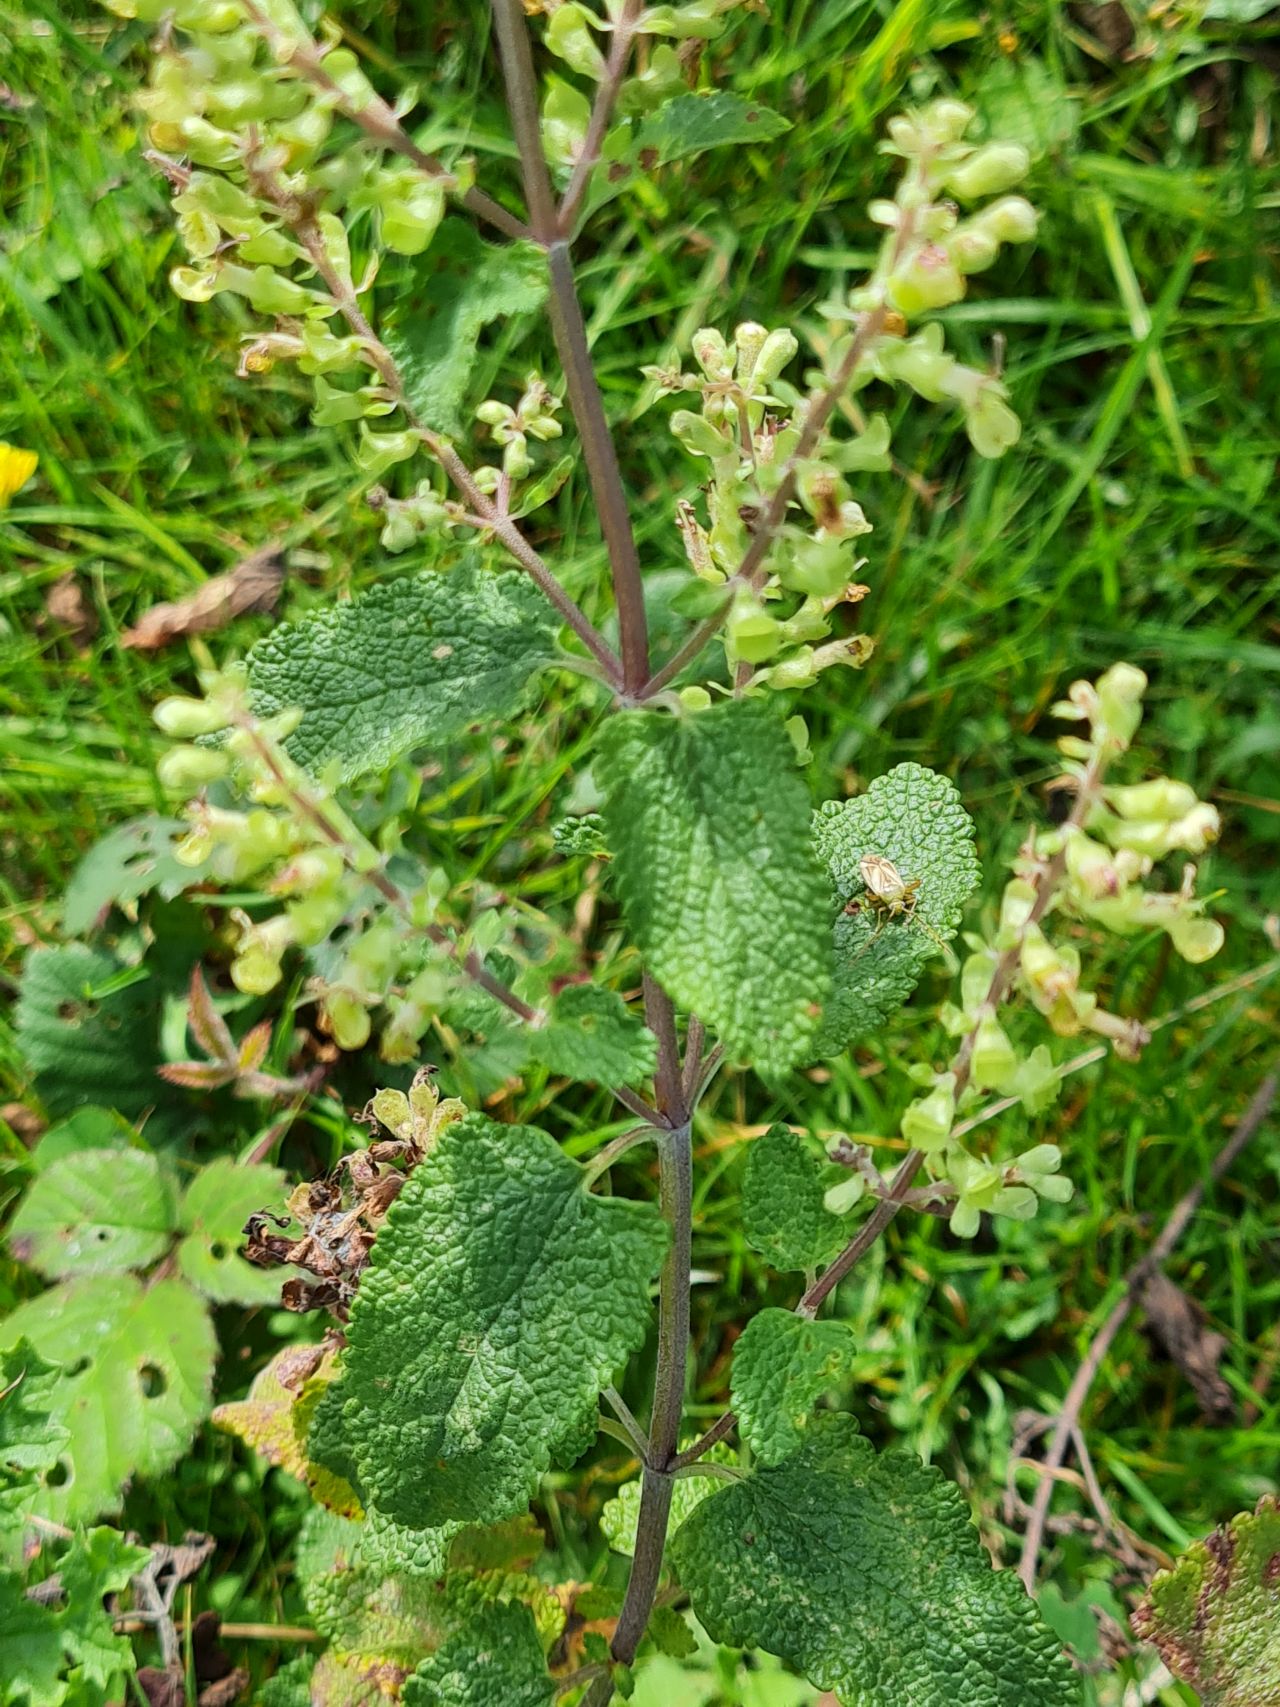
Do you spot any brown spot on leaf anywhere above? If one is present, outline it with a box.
[121,546,284,650]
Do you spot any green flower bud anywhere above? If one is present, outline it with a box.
[543,77,592,168]
[765,651,817,691]
[546,4,607,79]
[1105,778,1199,822]
[970,1012,1019,1091]
[1095,662,1147,748]
[153,695,230,739]
[727,604,783,664]
[356,426,420,471]
[1169,914,1225,964]
[175,117,243,169]
[157,744,231,792]
[943,143,1030,200]
[678,685,713,711]
[319,47,376,111]
[785,714,812,764]
[920,98,974,145]
[231,915,294,998]
[752,328,799,390]
[965,387,1021,458]
[242,265,325,317]
[823,1175,866,1216]
[901,1081,956,1154]
[323,988,372,1051]
[380,177,445,256]
[990,1185,1037,1220]
[237,228,299,268]
[948,224,1000,275]
[640,1,729,39]
[887,244,965,315]
[974,195,1039,245]
[833,413,892,474]
[691,327,732,381]
[671,410,730,458]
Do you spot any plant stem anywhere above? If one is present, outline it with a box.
[557,0,646,236]
[580,980,693,1706]
[490,0,651,694]
[638,306,889,699]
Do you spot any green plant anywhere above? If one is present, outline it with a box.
[0,2,1237,1704]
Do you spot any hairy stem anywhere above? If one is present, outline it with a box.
[490,0,651,694]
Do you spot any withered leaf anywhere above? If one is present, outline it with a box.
[121,547,284,651]
[1139,1269,1235,1425]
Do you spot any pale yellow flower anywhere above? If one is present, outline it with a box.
[0,444,38,504]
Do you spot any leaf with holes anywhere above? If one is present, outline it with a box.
[248,566,558,783]
[812,764,980,1055]
[335,1113,666,1529]
[387,219,548,434]
[57,1525,151,1691]
[527,985,657,1088]
[178,1157,289,1304]
[0,1340,69,1537]
[15,945,185,1132]
[402,1602,553,1707]
[0,1275,216,1523]
[741,1125,846,1275]
[669,1415,1076,1707]
[598,702,830,1072]
[7,1149,176,1278]
[730,1309,852,1464]
[1133,1496,1280,1706]
[61,814,201,935]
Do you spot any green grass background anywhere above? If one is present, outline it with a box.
[1,0,1279,1699]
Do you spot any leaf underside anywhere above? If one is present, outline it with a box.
[1133,1496,1280,1706]
[670,1414,1077,1707]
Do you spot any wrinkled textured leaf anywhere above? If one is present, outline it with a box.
[258,1655,316,1706]
[402,1602,553,1707]
[1133,1495,1280,1705]
[61,815,199,934]
[637,92,790,165]
[601,1465,724,1558]
[337,1113,665,1528]
[7,1149,175,1278]
[387,220,548,433]
[670,1415,1076,1707]
[528,985,657,1088]
[730,1310,851,1464]
[812,763,980,1054]
[16,946,183,1129]
[248,566,557,783]
[598,702,830,1072]
[213,1345,363,1518]
[1,1275,216,1523]
[179,1157,289,1304]
[741,1126,844,1275]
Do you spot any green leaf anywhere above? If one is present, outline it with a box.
[7,1150,175,1279]
[387,219,548,433]
[16,946,184,1130]
[730,1310,851,1465]
[57,1525,150,1690]
[670,1415,1076,1707]
[0,1341,69,1538]
[61,815,200,935]
[528,986,657,1088]
[1133,1495,1280,1705]
[741,1126,844,1275]
[258,1655,316,1707]
[248,566,558,783]
[812,763,980,1054]
[0,1571,64,1705]
[598,702,830,1072]
[337,1113,666,1528]
[29,1109,135,1173]
[637,92,790,166]
[178,1157,288,1304]
[0,1275,216,1524]
[601,1466,725,1558]
[646,1604,699,1661]
[402,1602,553,1707]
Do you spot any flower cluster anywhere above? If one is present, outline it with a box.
[846,665,1222,1239]
[153,663,463,1062]
[649,100,1039,699]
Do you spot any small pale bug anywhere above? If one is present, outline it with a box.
[844,852,954,963]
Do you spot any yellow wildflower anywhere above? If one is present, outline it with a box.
[0,444,38,505]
